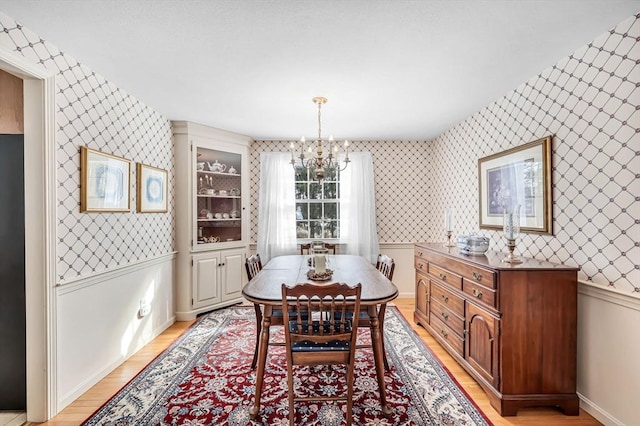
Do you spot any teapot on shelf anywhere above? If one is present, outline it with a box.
[228,165,237,174]
[207,160,226,173]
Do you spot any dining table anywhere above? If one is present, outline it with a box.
[242,254,399,419]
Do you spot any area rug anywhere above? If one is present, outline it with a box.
[82,306,492,425]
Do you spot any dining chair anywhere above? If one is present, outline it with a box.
[281,282,362,426]
[354,254,394,370]
[376,254,395,280]
[300,241,337,255]
[245,253,262,280]
[245,254,265,368]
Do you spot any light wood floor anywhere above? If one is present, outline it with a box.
[29,298,602,426]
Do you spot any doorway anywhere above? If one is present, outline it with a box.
[0,47,57,422]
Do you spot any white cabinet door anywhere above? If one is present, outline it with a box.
[192,252,222,309]
[221,248,245,301]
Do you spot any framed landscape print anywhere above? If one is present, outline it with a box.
[136,163,168,213]
[478,136,552,234]
[80,146,131,212]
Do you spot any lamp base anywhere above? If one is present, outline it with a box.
[443,231,456,247]
[502,238,523,264]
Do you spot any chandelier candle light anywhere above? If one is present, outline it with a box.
[290,97,350,181]
[444,210,455,247]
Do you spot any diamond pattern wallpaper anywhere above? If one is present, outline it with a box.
[249,140,432,244]
[0,13,175,283]
[429,13,639,294]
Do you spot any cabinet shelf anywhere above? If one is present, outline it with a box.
[197,171,241,177]
[197,195,241,199]
[197,218,241,222]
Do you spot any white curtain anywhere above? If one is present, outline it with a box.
[257,152,297,263]
[339,152,380,264]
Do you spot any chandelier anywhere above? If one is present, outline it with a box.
[289,96,350,180]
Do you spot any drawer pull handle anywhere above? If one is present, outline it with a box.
[472,272,482,281]
[418,263,424,269]
[472,288,483,299]
[418,251,423,256]
[441,294,449,302]
[439,273,447,281]
[440,329,448,338]
[441,312,449,320]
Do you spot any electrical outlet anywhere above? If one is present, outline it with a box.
[139,300,151,317]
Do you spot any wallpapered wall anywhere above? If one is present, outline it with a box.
[251,13,639,296]
[429,13,639,295]
[249,140,432,243]
[0,13,175,283]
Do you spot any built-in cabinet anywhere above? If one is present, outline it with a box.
[414,243,579,417]
[174,121,251,320]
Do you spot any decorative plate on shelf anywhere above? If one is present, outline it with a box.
[230,188,240,196]
[306,269,334,281]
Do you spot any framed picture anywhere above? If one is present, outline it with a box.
[478,136,552,234]
[136,163,168,213]
[80,146,131,212]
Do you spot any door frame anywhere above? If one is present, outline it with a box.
[0,46,57,421]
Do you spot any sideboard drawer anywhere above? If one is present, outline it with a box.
[430,282,464,317]
[430,299,465,337]
[463,279,497,310]
[414,256,428,272]
[429,263,462,289]
[430,314,464,357]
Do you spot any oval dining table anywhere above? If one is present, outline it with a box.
[242,254,399,419]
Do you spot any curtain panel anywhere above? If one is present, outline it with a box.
[257,152,297,263]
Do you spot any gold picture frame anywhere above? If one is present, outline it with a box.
[478,136,552,234]
[136,163,168,213]
[80,146,131,212]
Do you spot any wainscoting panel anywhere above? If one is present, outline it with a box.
[577,283,640,426]
[55,254,176,411]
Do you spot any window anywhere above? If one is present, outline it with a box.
[294,166,340,239]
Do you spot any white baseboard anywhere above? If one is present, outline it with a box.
[578,392,625,426]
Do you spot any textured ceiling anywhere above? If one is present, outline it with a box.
[1,0,638,140]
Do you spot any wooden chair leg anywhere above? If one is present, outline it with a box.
[251,304,262,369]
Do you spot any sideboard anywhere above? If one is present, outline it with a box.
[414,242,579,416]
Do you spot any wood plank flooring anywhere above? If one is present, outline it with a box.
[29,299,602,425]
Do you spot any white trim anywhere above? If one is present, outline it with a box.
[57,252,178,292]
[0,46,57,422]
[578,392,625,426]
[578,280,640,311]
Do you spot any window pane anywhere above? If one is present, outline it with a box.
[296,222,309,238]
[325,167,337,181]
[294,166,307,181]
[309,182,322,200]
[324,182,337,199]
[309,203,322,219]
[296,203,308,220]
[324,221,338,238]
[309,221,323,238]
[324,202,337,218]
[295,183,308,200]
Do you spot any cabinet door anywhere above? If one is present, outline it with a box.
[221,249,245,301]
[193,142,248,249]
[192,252,222,308]
[465,302,499,387]
[415,272,429,326]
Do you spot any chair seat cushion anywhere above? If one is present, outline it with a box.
[291,339,351,352]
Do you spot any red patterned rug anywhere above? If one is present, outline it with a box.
[82,306,492,425]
